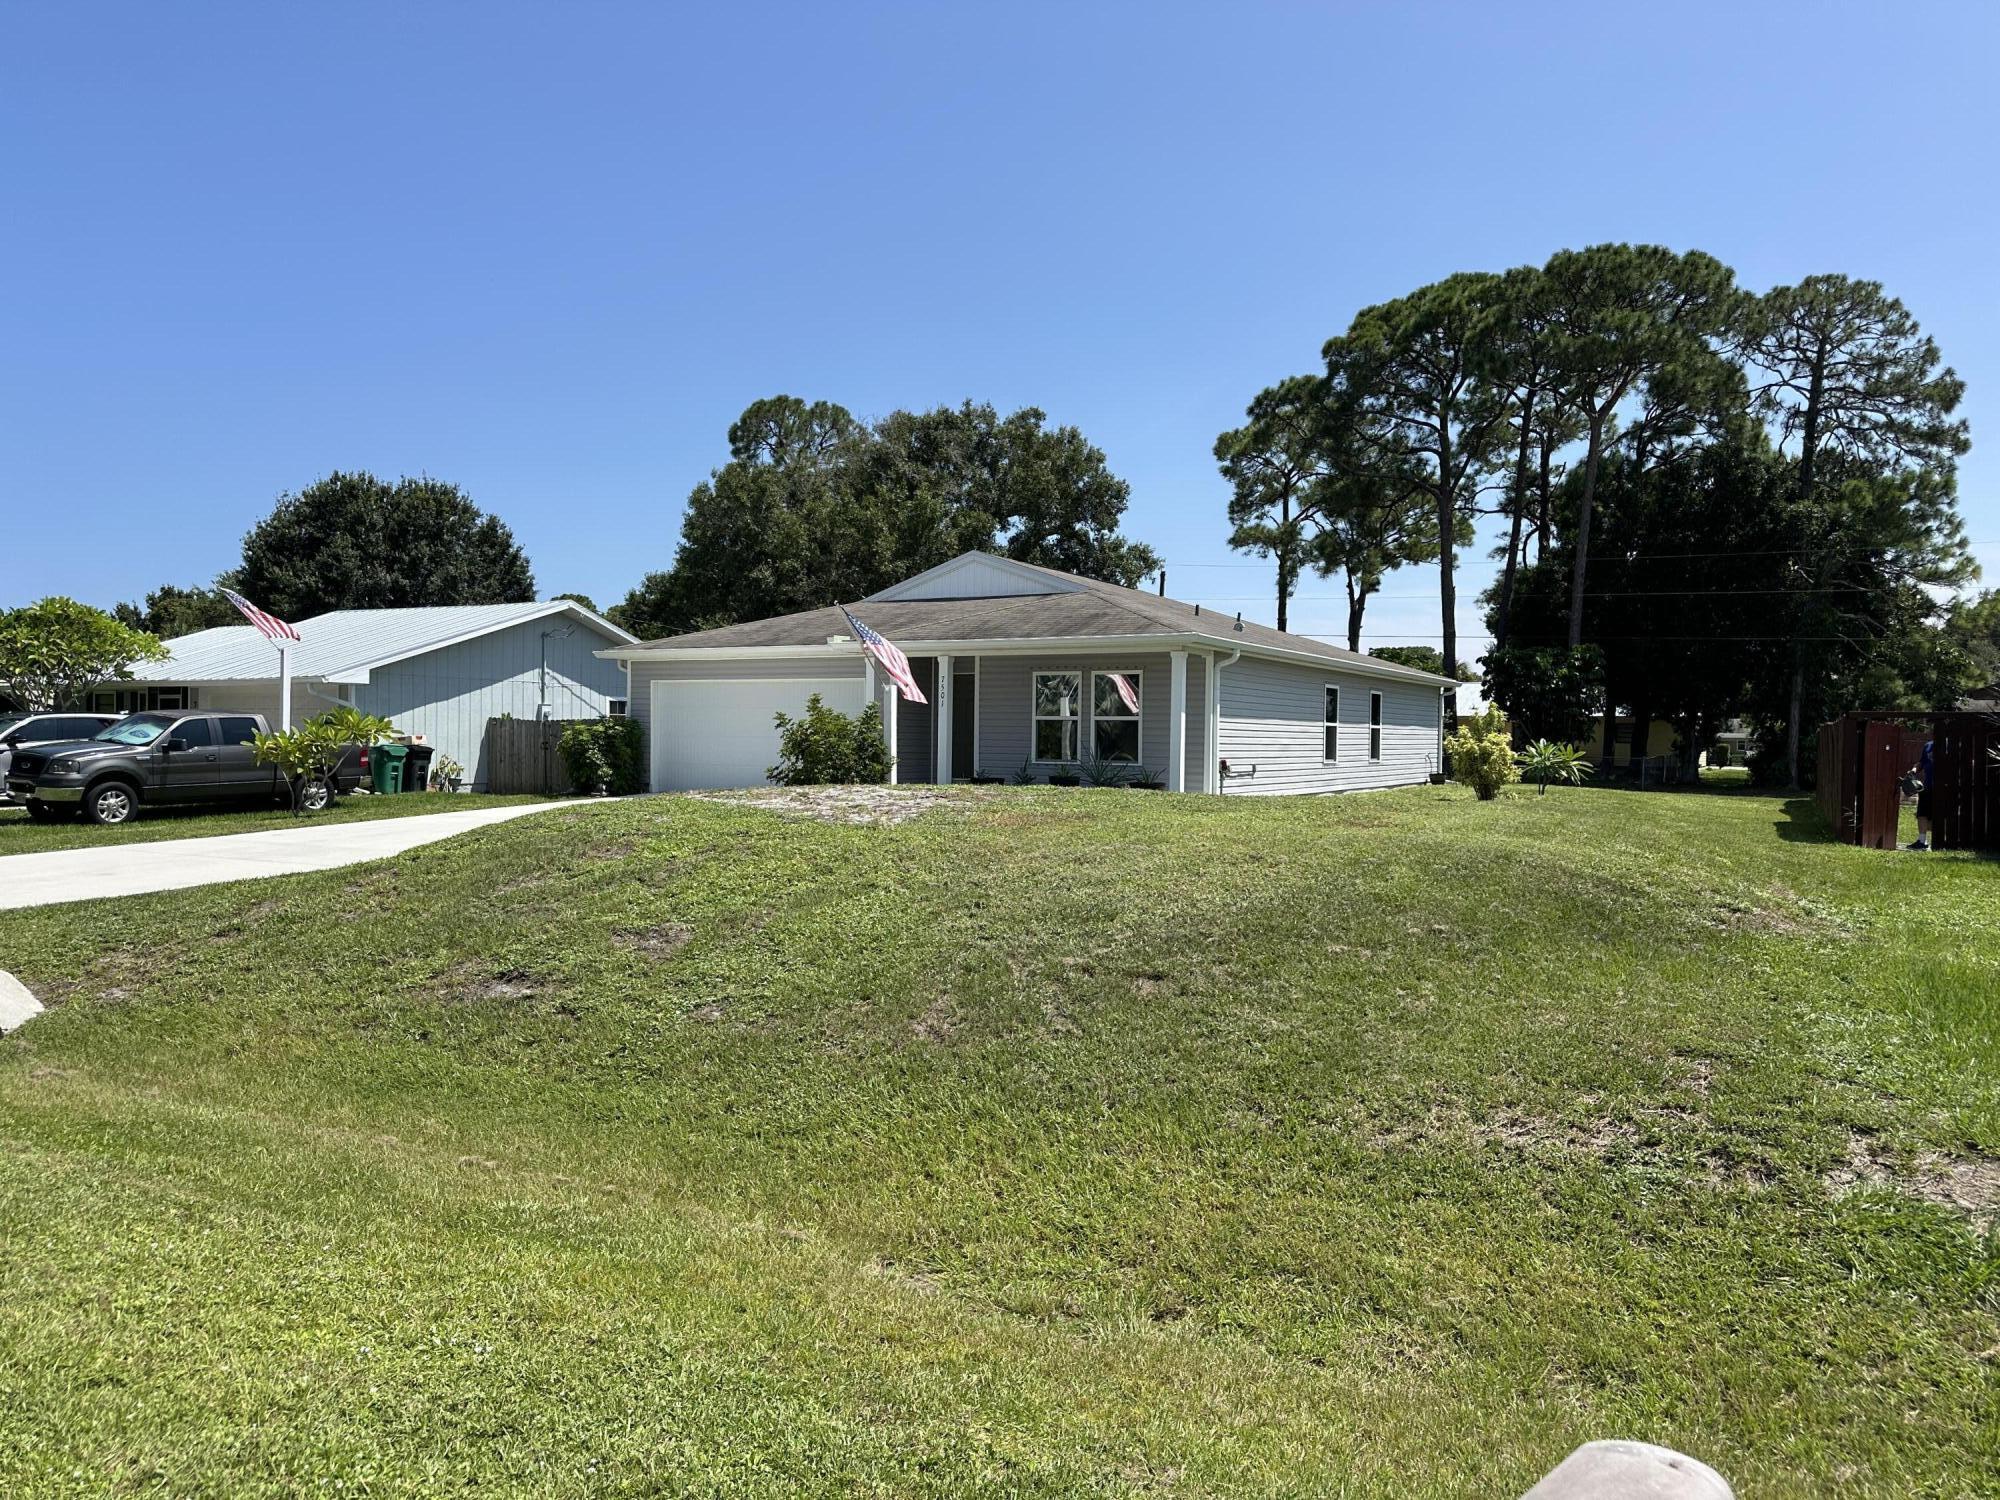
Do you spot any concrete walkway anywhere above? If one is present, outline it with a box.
[0,802,593,911]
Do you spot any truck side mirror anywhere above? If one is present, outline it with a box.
[165,737,189,754]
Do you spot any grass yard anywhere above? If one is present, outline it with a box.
[0,791,552,853]
[0,785,1994,1497]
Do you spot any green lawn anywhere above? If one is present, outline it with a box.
[0,791,552,853]
[0,786,1993,1497]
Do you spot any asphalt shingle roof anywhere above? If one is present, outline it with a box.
[624,554,1456,687]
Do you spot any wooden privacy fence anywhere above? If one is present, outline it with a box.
[1815,711,1999,851]
[483,717,584,795]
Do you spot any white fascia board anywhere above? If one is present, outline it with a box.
[343,601,637,677]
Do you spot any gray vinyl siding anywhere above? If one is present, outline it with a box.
[354,617,629,790]
[972,652,1181,782]
[1216,655,1442,796]
[626,656,864,792]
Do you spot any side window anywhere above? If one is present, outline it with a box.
[174,717,215,748]
[1369,693,1383,761]
[607,699,628,719]
[1323,687,1339,761]
[218,716,261,746]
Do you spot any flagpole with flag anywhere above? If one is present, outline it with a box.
[219,589,303,729]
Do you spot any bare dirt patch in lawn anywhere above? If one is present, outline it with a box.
[909,997,958,1043]
[613,923,694,960]
[1825,1132,2000,1229]
[682,785,989,826]
[432,963,543,1004]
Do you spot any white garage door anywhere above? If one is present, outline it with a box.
[650,676,868,791]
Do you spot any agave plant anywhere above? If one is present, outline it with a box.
[1517,738,1594,796]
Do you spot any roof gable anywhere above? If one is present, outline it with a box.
[131,600,635,684]
[865,552,1084,602]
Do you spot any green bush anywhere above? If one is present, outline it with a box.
[1444,707,1519,801]
[558,717,643,795]
[1516,738,1594,796]
[768,696,893,785]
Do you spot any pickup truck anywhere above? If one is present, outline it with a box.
[5,711,367,826]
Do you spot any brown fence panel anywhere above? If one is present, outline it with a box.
[1933,714,2000,853]
[483,717,582,795]
[1858,722,1905,850]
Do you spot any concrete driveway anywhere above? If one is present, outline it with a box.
[0,801,590,911]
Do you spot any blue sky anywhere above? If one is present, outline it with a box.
[4,1,1995,658]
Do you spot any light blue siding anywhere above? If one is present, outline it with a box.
[356,617,630,790]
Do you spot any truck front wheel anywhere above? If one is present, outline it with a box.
[82,780,140,826]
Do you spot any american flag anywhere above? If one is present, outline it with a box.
[1107,671,1140,713]
[842,608,927,704]
[220,587,301,643]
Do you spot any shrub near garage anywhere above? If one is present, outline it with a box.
[558,717,644,795]
[768,695,892,785]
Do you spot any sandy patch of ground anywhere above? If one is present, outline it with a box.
[1825,1132,2000,1230]
[683,785,988,826]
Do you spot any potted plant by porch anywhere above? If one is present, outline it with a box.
[1045,766,1081,787]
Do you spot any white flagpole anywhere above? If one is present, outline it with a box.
[278,640,292,731]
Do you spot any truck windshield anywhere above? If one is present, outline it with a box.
[95,715,174,746]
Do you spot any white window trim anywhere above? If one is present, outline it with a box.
[1323,684,1340,763]
[1089,668,1144,764]
[1030,668,1083,764]
[1369,691,1383,762]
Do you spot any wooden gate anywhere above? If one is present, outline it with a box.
[483,717,582,795]
[1815,711,1999,852]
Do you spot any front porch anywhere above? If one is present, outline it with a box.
[871,650,1216,793]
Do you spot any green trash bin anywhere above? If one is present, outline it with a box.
[370,743,409,795]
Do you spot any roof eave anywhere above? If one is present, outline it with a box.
[602,630,1455,686]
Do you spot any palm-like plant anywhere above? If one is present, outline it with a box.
[1516,738,1594,796]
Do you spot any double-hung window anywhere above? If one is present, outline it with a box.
[1092,671,1142,762]
[1032,671,1081,762]
[1323,686,1340,761]
[1369,692,1383,761]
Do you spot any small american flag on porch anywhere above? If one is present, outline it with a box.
[220,587,301,642]
[841,608,927,704]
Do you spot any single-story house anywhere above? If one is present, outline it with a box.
[107,601,636,789]
[599,551,1455,795]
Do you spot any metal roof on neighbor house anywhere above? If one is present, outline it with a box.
[611,552,1457,688]
[130,601,636,684]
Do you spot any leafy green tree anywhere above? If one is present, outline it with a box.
[1332,273,1514,690]
[1949,590,2000,687]
[250,706,397,814]
[614,397,1157,640]
[1478,643,1605,745]
[113,584,240,640]
[1737,275,1972,784]
[1443,707,1518,800]
[1215,376,1333,633]
[1312,459,1445,651]
[551,592,600,614]
[1367,645,1471,679]
[232,472,535,622]
[1539,245,1743,648]
[0,598,167,711]
[768,694,892,784]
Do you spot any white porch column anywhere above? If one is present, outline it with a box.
[882,674,900,784]
[935,654,954,784]
[1167,650,1187,792]
[1203,651,1221,793]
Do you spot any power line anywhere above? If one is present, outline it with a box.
[1163,538,2000,569]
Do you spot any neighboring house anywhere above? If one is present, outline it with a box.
[599,551,1455,795]
[1584,715,1745,769]
[1960,683,2000,712]
[110,602,636,790]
